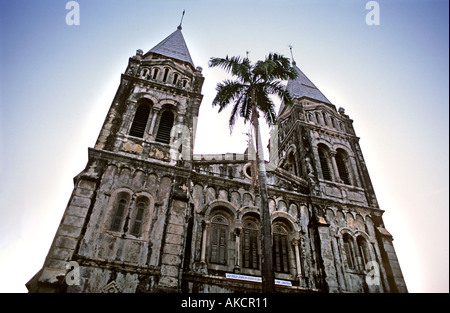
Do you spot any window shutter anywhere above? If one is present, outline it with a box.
[273,233,289,273]
[344,237,355,269]
[110,198,127,232]
[219,227,227,265]
[281,235,288,272]
[250,231,258,269]
[129,104,150,138]
[319,148,332,180]
[336,151,351,185]
[244,230,251,268]
[155,111,174,144]
[131,203,145,236]
[210,226,219,263]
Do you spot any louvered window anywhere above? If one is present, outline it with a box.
[155,111,174,144]
[357,236,370,267]
[129,104,150,138]
[343,234,355,269]
[273,225,289,273]
[318,146,332,181]
[243,221,259,269]
[210,215,228,265]
[130,200,147,236]
[110,197,128,232]
[335,150,351,185]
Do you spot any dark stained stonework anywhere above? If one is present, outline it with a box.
[26,26,407,293]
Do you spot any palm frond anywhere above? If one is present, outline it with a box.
[264,81,295,107]
[210,53,297,130]
[212,80,247,111]
[209,56,252,83]
[240,93,253,124]
[254,53,298,82]
[254,86,277,125]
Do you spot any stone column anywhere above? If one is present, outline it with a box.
[292,239,302,278]
[234,227,242,272]
[200,221,210,264]
[330,151,341,183]
[148,107,160,140]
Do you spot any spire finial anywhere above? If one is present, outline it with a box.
[178,10,185,30]
[289,45,296,66]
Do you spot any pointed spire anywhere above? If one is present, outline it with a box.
[278,62,332,115]
[146,16,195,67]
[178,10,185,30]
[289,45,296,66]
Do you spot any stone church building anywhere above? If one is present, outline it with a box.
[26,23,407,293]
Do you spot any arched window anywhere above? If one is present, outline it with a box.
[210,215,229,265]
[357,236,371,267]
[331,117,336,129]
[343,233,356,270]
[163,68,169,82]
[173,73,179,85]
[130,197,149,237]
[110,194,129,232]
[318,145,332,181]
[322,112,329,126]
[129,101,151,138]
[140,68,150,79]
[242,219,259,269]
[152,68,159,80]
[273,224,289,273]
[315,112,321,125]
[287,150,298,176]
[335,149,351,185]
[155,110,174,144]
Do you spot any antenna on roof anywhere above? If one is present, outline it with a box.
[178,10,185,30]
[288,45,296,66]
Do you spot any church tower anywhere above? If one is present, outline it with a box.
[26,23,205,293]
[27,23,407,293]
[274,58,408,292]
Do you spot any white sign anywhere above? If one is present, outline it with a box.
[226,273,292,287]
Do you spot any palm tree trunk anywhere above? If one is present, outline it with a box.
[251,96,275,293]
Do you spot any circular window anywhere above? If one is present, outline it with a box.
[243,162,253,180]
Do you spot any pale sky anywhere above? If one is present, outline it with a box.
[0,0,448,293]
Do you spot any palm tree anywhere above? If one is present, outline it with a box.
[208,53,298,292]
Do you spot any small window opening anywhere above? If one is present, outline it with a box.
[163,68,169,82]
[110,198,128,232]
[155,110,174,144]
[131,201,146,236]
[318,147,332,180]
[152,68,159,80]
[129,104,151,138]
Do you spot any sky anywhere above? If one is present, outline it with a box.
[0,0,448,293]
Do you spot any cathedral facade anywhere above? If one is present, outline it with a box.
[26,24,407,293]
